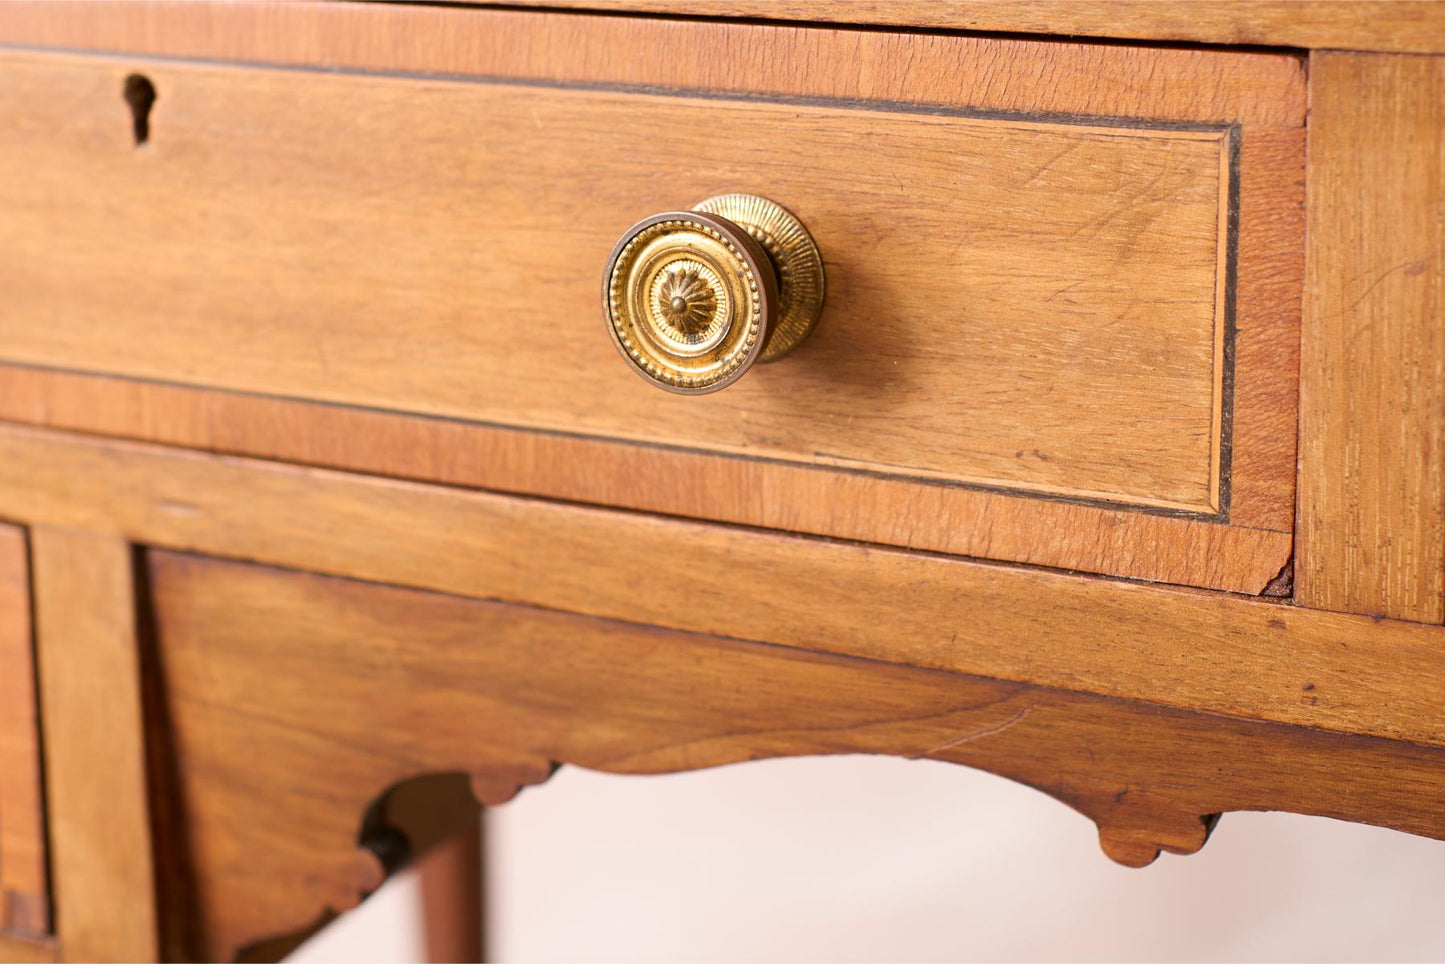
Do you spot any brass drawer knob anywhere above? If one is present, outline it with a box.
[603,194,825,394]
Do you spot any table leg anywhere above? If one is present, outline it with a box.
[418,820,484,964]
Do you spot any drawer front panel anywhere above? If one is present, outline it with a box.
[0,8,1303,592]
[14,55,1229,511]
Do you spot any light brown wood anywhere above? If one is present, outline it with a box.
[0,360,1293,595]
[1,51,1248,514]
[1229,127,1305,532]
[141,549,1445,960]
[0,22,1303,591]
[1298,53,1445,624]
[2,3,1441,958]
[485,0,1445,55]
[0,1,1307,126]
[417,825,484,964]
[0,423,1440,752]
[0,524,47,940]
[29,529,158,964]
[0,934,56,964]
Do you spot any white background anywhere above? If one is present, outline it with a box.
[291,756,1445,962]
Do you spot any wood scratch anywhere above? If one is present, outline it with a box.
[919,706,1035,757]
[1345,256,1434,317]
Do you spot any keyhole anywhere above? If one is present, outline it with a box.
[122,73,156,146]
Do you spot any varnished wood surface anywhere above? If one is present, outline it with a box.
[1298,53,1445,624]
[0,423,1439,752]
[0,524,47,940]
[0,934,55,964]
[484,0,1445,55]
[0,2,1307,126]
[0,51,1240,512]
[143,549,1445,960]
[0,364,1295,595]
[1229,127,1304,534]
[417,826,484,964]
[30,530,159,963]
[0,51,1290,517]
[0,12,1303,590]
[0,3,1439,959]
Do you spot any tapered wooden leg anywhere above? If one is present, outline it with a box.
[417,820,483,964]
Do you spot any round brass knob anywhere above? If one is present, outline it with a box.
[603,194,825,394]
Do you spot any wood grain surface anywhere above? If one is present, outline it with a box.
[0,424,1437,752]
[0,51,1240,513]
[1298,52,1445,624]
[482,0,1445,54]
[0,1,1307,126]
[0,524,47,940]
[141,549,1445,960]
[29,530,158,964]
[2,4,1441,958]
[0,14,1304,591]
[0,364,1294,595]
[0,933,55,964]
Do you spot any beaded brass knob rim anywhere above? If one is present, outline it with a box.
[602,195,825,394]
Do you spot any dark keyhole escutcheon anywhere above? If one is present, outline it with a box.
[122,73,156,146]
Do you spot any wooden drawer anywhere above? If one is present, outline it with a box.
[0,6,1304,592]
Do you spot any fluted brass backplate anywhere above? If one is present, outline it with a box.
[693,194,825,362]
[603,195,824,394]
